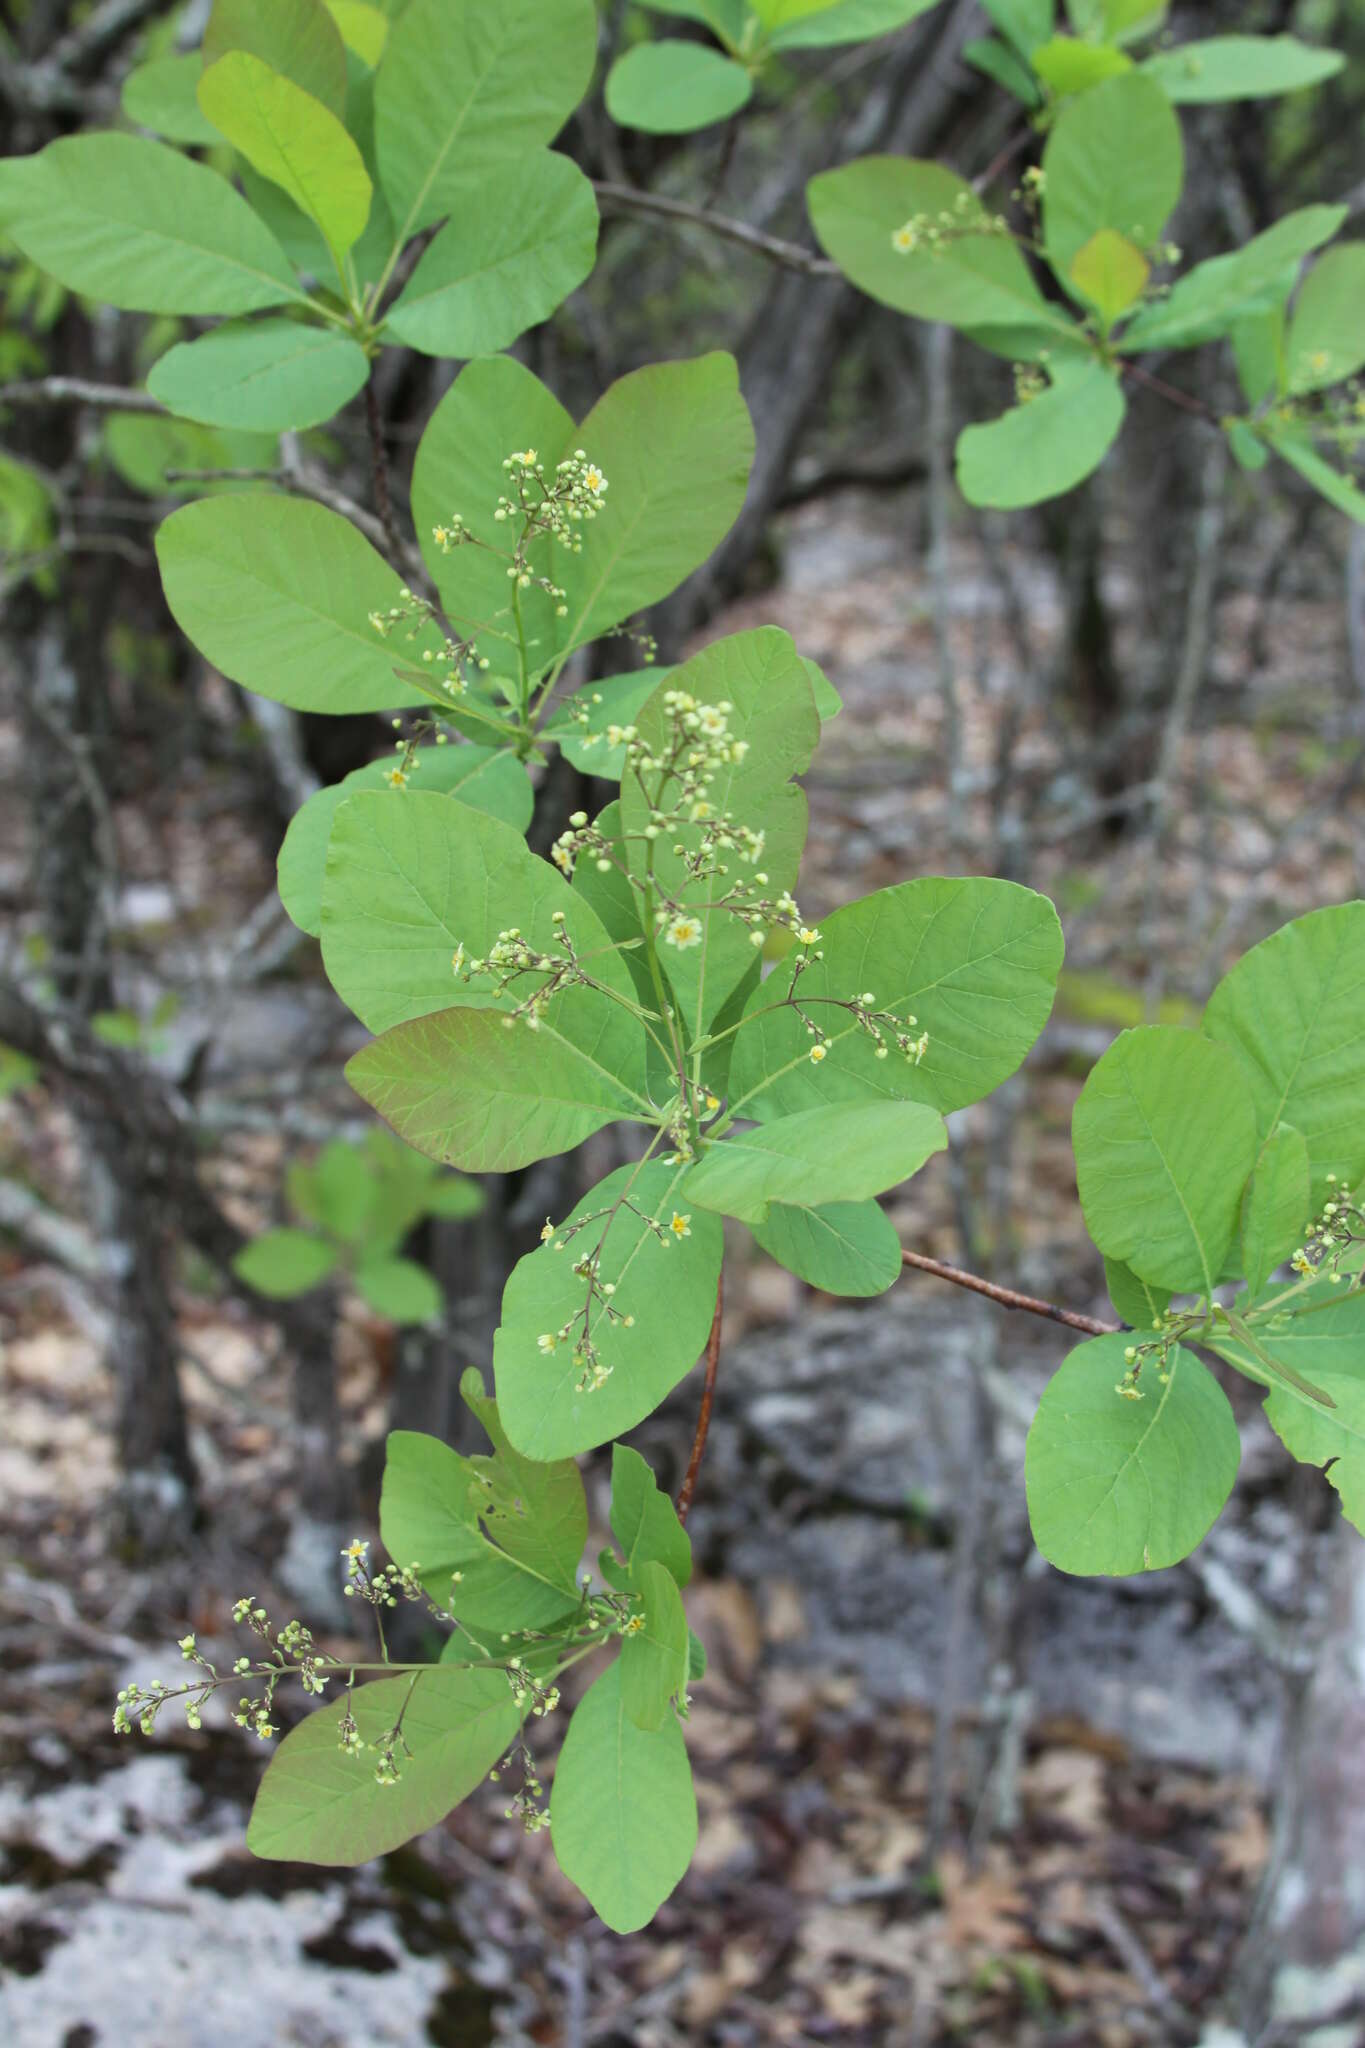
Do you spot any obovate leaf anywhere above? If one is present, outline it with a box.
[956,354,1124,508]
[1263,431,1365,525]
[808,157,1077,358]
[157,494,432,714]
[728,876,1064,1121]
[204,0,349,116]
[318,793,646,1076]
[121,55,220,145]
[1025,1334,1240,1574]
[687,1101,946,1226]
[619,627,819,1037]
[325,0,390,64]
[1070,228,1149,328]
[198,52,373,264]
[1103,1255,1171,1332]
[493,1161,724,1459]
[300,1137,373,1238]
[620,1561,690,1731]
[103,414,278,498]
[247,1666,522,1864]
[0,135,302,316]
[550,1660,697,1933]
[610,1444,693,1590]
[374,0,597,241]
[1119,206,1346,353]
[354,1253,442,1322]
[1142,35,1344,104]
[1211,1287,1365,1533]
[232,1227,338,1297]
[278,746,533,937]
[1072,1026,1257,1295]
[751,1198,903,1297]
[1029,38,1131,96]
[1286,247,1365,395]
[1042,71,1182,288]
[383,153,597,357]
[964,36,1044,107]
[605,43,753,133]
[765,0,942,47]
[146,320,370,432]
[1240,1124,1310,1298]
[1202,902,1365,1204]
[982,0,1054,55]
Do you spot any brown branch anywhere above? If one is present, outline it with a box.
[593,180,838,279]
[0,378,164,414]
[900,1250,1117,1336]
[1118,358,1220,423]
[364,377,404,566]
[676,1272,724,1527]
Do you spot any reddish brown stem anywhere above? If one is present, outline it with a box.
[677,1272,724,1527]
[900,1250,1117,1336]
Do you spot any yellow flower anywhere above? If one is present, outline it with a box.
[664,914,703,950]
[669,1212,692,1239]
[809,1043,827,1064]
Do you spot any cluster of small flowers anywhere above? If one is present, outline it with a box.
[114,1597,339,1741]
[534,1201,691,1393]
[341,1538,425,1611]
[891,194,1009,255]
[451,911,590,1031]
[1289,1175,1363,1287]
[491,1741,551,1834]
[1115,1312,1186,1400]
[504,1657,562,1721]
[371,1722,410,1788]
[496,447,607,552]
[367,584,489,700]
[785,939,930,1069]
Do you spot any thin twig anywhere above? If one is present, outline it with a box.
[1119,358,1220,423]
[900,1250,1117,1336]
[676,1273,724,1526]
[0,377,164,414]
[593,180,838,278]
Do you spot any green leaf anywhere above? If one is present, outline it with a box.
[232,1227,339,1297]
[380,1393,587,1630]
[1286,247,1365,395]
[1042,72,1181,288]
[687,1101,946,1226]
[635,0,745,31]
[493,1161,724,1459]
[205,0,349,117]
[610,1445,692,1590]
[146,320,369,432]
[411,354,753,674]
[1096,0,1166,42]
[803,657,843,722]
[982,0,1054,59]
[157,494,429,715]
[620,1562,690,1732]
[1212,1290,1365,1533]
[0,136,302,315]
[808,157,1077,354]
[1202,902,1365,1206]
[121,55,221,145]
[374,0,597,242]
[307,1137,375,1238]
[354,1253,443,1322]
[318,793,646,1078]
[1025,1334,1240,1574]
[347,1004,647,1173]
[1072,1026,1257,1295]
[325,0,390,64]
[765,0,941,48]
[964,36,1044,107]
[750,1198,903,1297]
[546,669,668,779]
[1070,227,1149,326]
[1264,430,1365,524]
[1029,37,1131,95]
[1241,1124,1310,1298]
[750,0,840,26]
[558,354,755,658]
[0,454,55,556]
[550,1659,696,1932]
[620,628,819,1037]
[198,52,373,265]
[729,876,1064,1122]
[1232,303,1286,407]
[278,746,532,938]
[1225,419,1269,473]
[383,152,597,356]
[1120,206,1346,353]
[425,1174,484,1220]
[1103,1256,1171,1331]
[104,414,278,499]
[1142,36,1344,105]
[605,44,752,133]
[247,1666,522,1864]
[957,354,1124,508]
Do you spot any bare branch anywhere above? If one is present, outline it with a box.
[593,180,838,278]
[900,1250,1117,1336]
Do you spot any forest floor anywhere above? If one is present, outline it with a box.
[2,484,1363,2046]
